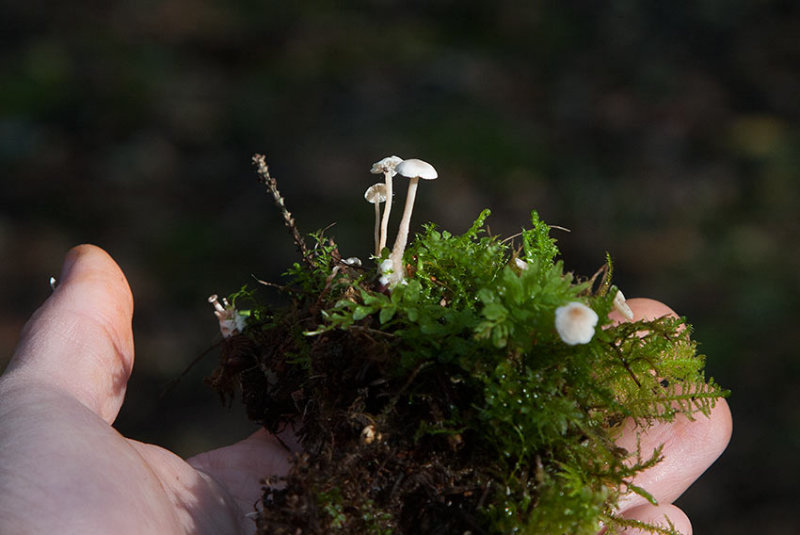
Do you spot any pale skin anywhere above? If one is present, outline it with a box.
[0,245,731,534]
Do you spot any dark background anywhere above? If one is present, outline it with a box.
[2,1,798,532]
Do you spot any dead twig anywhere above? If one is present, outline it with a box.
[252,154,312,267]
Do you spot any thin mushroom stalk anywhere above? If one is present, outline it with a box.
[379,175,392,252]
[388,158,438,285]
[370,156,403,254]
[373,202,381,256]
[389,177,419,282]
[364,183,388,257]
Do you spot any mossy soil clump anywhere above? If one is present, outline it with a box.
[207,157,726,535]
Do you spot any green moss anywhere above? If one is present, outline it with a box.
[211,165,727,535]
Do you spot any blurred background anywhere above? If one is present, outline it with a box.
[2,1,798,531]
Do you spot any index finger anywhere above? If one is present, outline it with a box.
[612,298,732,511]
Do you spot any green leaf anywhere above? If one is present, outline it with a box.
[352,306,373,321]
[379,306,397,324]
[482,303,508,321]
[626,483,659,506]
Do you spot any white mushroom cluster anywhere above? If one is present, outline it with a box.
[208,294,247,338]
[366,156,438,286]
[554,302,598,345]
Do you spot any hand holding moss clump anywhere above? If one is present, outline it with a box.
[208,155,727,535]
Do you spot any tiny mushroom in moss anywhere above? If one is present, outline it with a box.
[613,289,635,321]
[388,158,438,285]
[208,294,246,338]
[364,183,388,257]
[360,424,382,445]
[370,155,403,254]
[555,301,599,345]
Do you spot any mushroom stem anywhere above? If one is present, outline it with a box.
[378,172,392,253]
[373,201,382,257]
[365,183,388,257]
[208,294,226,314]
[389,177,419,284]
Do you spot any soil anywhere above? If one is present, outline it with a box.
[209,273,503,534]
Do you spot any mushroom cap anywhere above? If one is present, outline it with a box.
[554,302,598,345]
[370,155,403,176]
[395,158,438,180]
[364,183,388,203]
[612,289,634,321]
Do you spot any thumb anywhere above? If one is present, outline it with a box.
[6,244,134,424]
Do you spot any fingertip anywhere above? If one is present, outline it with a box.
[707,396,733,459]
[619,503,692,535]
[58,244,133,315]
[627,298,678,321]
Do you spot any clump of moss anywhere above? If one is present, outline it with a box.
[208,155,726,535]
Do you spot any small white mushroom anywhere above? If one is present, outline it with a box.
[370,155,403,254]
[554,302,599,345]
[341,256,363,267]
[613,289,634,321]
[388,158,438,285]
[364,183,388,257]
[360,424,382,445]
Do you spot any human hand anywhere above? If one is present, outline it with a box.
[0,245,731,534]
[0,245,291,534]
[607,299,732,534]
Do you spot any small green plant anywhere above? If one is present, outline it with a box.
[208,154,727,535]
